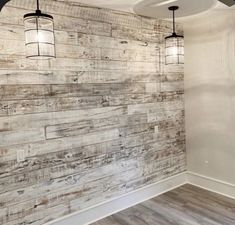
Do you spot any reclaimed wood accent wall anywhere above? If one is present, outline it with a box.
[0,0,186,224]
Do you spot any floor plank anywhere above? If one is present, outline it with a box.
[91,184,235,225]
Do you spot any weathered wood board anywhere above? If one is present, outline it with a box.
[0,1,185,225]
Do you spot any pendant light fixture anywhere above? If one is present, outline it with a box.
[24,0,56,59]
[165,6,184,65]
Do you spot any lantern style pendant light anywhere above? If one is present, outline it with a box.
[165,6,184,65]
[24,0,56,59]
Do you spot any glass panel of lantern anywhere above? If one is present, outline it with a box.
[165,35,184,65]
[24,14,55,59]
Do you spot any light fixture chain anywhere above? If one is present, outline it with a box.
[37,0,40,11]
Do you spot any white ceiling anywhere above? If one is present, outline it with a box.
[134,0,217,18]
[69,0,233,18]
[66,0,140,13]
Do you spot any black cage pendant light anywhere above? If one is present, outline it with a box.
[24,0,56,59]
[165,6,184,65]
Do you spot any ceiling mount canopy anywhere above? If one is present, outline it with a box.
[0,0,10,12]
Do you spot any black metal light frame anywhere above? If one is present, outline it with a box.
[24,0,56,59]
[165,6,184,65]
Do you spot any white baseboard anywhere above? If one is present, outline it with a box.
[44,172,235,225]
[187,172,235,200]
[45,172,187,225]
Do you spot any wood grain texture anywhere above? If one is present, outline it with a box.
[91,184,235,225]
[0,1,185,225]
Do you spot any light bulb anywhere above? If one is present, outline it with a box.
[170,46,178,56]
[37,31,44,43]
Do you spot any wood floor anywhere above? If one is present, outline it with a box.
[91,184,235,225]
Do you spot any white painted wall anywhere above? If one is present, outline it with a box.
[184,8,235,185]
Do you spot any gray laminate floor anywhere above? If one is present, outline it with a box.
[91,184,235,225]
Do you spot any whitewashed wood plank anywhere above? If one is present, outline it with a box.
[0,70,161,85]
[0,85,51,100]
[0,70,80,85]
[147,109,184,123]
[0,128,120,163]
[77,33,159,51]
[0,106,127,130]
[0,128,45,147]
[0,55,128,71]
[162,73,184,82]
[145,83,161,93]
[127,100,184,115]
[111,25,160,43]
[45,120,93,140]
[101,48,159,62]
[3,96,103,116]
[161,81,184,92]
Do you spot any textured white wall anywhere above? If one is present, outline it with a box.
[184,9,235,184]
